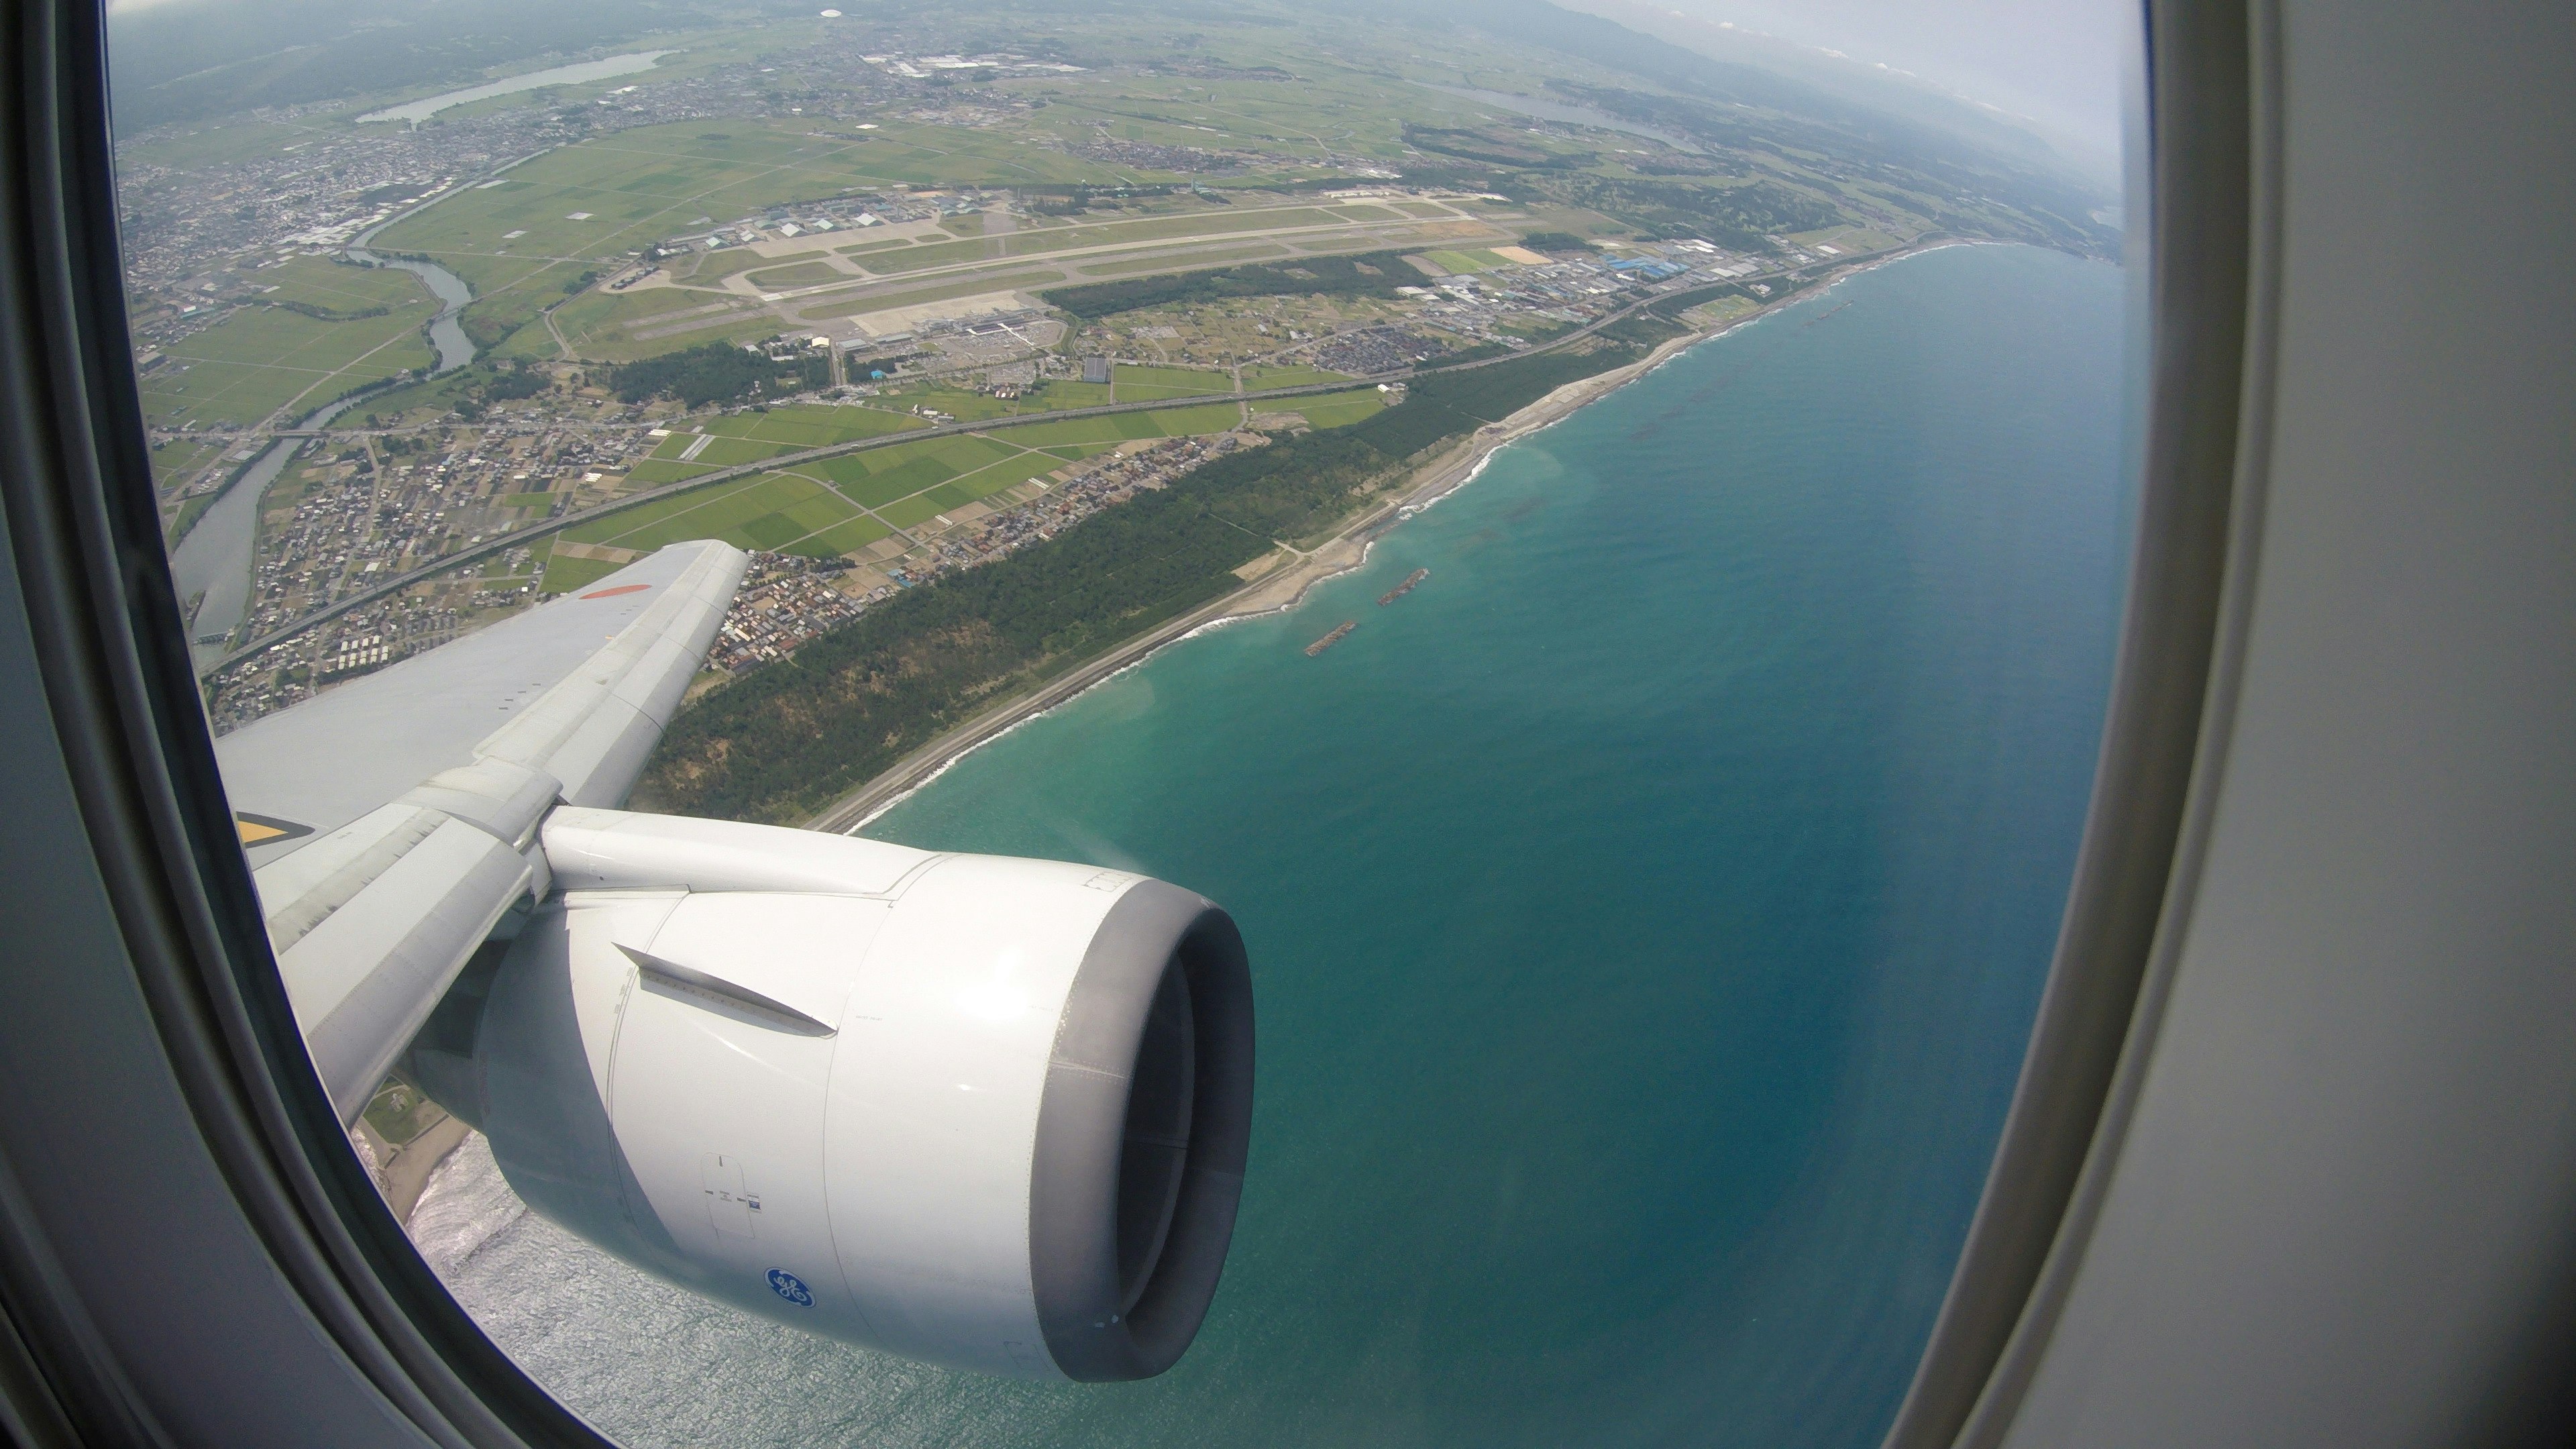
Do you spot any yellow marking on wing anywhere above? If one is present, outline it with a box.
[237,818,288,845]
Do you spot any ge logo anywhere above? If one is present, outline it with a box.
[767,1269,814,1307]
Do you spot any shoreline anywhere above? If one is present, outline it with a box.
[806,245,1941,835]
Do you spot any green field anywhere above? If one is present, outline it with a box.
[252,257,445,317]
[1023,380,1112,411]
[538,553,624,594]
[680,247,832,284]
[798,270,1069,323]
[1114,363,1233,401]
[564,470,863,555]
[648,433,786,468]
[149,435,230,496]
[743,260,849,290]
[1291,388,1391,429]
[547,287,728,353]
[140,288,437,429]
[1073,244,1287,278]
[700,401,927,448]
[1420,248,1512,274]
[570,300,784,360]
[557,397,1265,562]
[1243,363,1354,390]
[623,458,723,486]
[1001,206,1354,257]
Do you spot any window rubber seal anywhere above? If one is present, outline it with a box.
[0,4,624,1444]
[1874,1,2284,1445]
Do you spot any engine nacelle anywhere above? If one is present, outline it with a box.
[411,808,1252,1381]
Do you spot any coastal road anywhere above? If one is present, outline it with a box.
[203,244,1898,680]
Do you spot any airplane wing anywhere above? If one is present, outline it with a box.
[213,540,749,1120]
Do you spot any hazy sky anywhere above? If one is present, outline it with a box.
[1603,0,2134,157]
[107,0,2137,158]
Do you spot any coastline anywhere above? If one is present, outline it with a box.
[806,246,1939,835]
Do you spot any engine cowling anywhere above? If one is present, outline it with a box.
[412,808,1252,1381]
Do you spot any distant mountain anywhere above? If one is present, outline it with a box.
[1552,0,2115,182]
[106,0,795,131]
[1316,0,2114,243]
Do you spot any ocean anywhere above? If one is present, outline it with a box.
[414,241,2133,1448]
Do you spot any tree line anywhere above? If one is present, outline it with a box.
[607,342,831,409]
[1041,251,1430,321]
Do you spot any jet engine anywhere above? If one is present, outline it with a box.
[402,808,1253,1382]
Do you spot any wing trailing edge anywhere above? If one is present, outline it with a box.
[223,541,749,1120]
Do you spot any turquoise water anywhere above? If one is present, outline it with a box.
[861,243,2133,1447]
[433,242,2131,1448]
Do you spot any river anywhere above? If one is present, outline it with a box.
[356,51,677,125]
[168,231,475,668]
[350,219,476,378]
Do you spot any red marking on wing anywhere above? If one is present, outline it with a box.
[581,584,652,599]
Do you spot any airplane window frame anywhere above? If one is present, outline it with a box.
[0,3,616,1444]
[0,0,2252,1444]
[1878,0,2273,1444]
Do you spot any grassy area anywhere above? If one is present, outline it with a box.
[547,287,728,353]
[556,395,1262,564]
[649,432,784,467]
[538,553,623,594]
[798,269,1069,322]
[1420,248,1510,274]
[674,247,833,284]
[623,458,724,486]
[148,435,231,493]
[743,260,849,290]
[1024,380,1112,411]
[1072,244,1287,278]
[701,400,927,448]
[1291,388,1389,429]
[857,235,1006,274]
[566,470,858,555]
[1115,362,1233,400]
[141,286,437,429]
[1244,363,1354,390]
[254,256,442,316]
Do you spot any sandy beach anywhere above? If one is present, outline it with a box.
[805,251,1929,835]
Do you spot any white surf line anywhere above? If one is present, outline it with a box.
[848,578,1263,834]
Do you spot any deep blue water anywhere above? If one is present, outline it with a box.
[436,242,2132,1448]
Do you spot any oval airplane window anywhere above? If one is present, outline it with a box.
[107,0,2145,1442]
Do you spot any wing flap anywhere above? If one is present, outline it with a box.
[276,812,532,1119]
